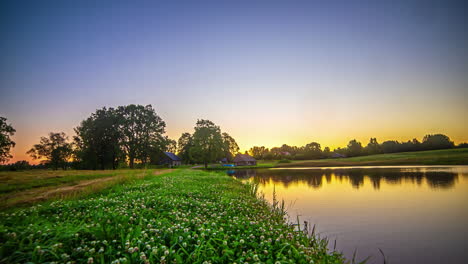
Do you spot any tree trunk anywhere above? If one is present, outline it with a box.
[204,162,208,169]
[129,156,134,169]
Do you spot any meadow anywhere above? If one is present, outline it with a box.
[0,169,170,209]
[0,169,345,263]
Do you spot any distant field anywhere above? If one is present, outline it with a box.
[276,148,468,167]
[0,169,171,209]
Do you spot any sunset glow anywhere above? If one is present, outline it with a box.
[1,1,467,163]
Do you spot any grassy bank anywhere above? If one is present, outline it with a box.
[276,148,468,168]
[0,169,344,263]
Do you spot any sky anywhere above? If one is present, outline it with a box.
[1,0,467,163]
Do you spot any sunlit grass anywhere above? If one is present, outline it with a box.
[277,148,468,167]
[0,169,345,263]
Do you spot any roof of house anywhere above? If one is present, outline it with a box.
[233,153,256,162]
[164,152,182,161]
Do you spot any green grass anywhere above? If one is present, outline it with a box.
[276,148,468,167]
[0,169,171,210]
[0,169,345,263]
[0,169,149,194]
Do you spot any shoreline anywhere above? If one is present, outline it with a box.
[0,169,345,263]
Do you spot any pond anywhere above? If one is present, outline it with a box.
[228,166,468,264]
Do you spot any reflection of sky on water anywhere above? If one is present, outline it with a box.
[228,166,468,264]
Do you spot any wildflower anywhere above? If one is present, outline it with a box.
[87,257,94,264]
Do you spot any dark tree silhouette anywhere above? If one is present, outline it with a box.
[422,134,454,150]
[27,132,72,170]
[222,132,239,162]
[117,104,166,168]
[0,117,16,164]
[74,107,123,170]
[177,132,194,164]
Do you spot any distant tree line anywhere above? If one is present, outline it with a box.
[1,111,467,170]
[0,106,240,170]
[249,134,464,160]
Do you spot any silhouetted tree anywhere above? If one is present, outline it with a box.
[323,146,331,158]
[74,107,123,170]
[118,104,166,168]
[0,117,16,164]
[222,132,239,161]
[249,146,269,160]
[303,142,322,159]
[189,119,224,168]
[381,140,400,153]
[165,138,177,153]
[346,139,363,157]
[177,132,194,164]
[27,132,72,170]
[364,138,381,155]
[422,134,454,150]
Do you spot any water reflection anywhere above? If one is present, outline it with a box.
[228,166,468,264]
[228,167,461,190]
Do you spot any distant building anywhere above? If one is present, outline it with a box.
[160,152,182,167]
[233,153,257,166]
[331,152,346,158]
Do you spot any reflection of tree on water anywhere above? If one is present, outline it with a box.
[228,168,459,190]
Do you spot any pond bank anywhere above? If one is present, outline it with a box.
[0,169,345,263]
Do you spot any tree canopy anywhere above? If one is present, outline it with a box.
[0,117,16,164]
[189,119,225,168]
[27,132,72,170]
[118,104,166,168]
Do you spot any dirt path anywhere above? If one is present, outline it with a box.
[1,169,174,209]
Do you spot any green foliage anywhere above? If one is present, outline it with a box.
[222,132,239,162]
[0,116,16,164]
[422,134,454,150]
[177,132,194,164]
[189,120,225,168]
[27,132,72,170]
[248,146,269,160]
[0,169,345,263]
[118,104,166,168]
[74,107,123,170]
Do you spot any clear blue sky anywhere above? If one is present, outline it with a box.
[1,0,467,162]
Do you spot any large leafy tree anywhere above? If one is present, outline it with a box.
[422,134,454,150]
[118,104,166,168]
[189,119,224,168]
[0,117,16,164]
[248,146,269,160]
[74,107,122,170]
[346,139,363,157]
[177,132,194,164]
[27,132,72,170]
[165,138,177,153]
[364,138,381,155]
[222,132,239,161]
[303,142,322,159]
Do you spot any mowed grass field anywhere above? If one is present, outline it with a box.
[276,148,468,167]
[0,169,344,263]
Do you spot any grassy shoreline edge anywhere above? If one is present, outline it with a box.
[202,148,468,170]
[0,169,346,263]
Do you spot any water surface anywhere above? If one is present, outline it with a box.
[228,166,468,264]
